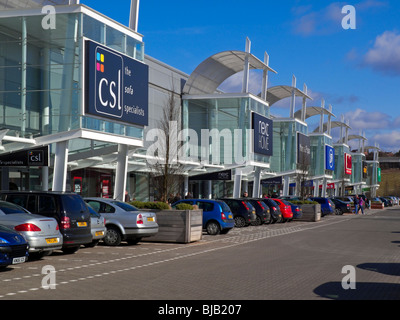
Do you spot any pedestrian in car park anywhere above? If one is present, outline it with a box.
[357,196,365,214]
[353,195,359,214]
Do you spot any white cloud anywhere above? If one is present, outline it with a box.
[369,131,400,152]
[344,108,391,130]
[363,30,400,76]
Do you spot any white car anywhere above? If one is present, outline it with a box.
[0,201,62,257]
[84,198,158,246]
[85,205,106,247]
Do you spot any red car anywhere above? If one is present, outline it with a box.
[272,198,293,222]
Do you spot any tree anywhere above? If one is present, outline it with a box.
[146,82,185,202]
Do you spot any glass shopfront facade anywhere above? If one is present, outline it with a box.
[183,95,270,166]
[0,11,144,141]
[0,7,146,193]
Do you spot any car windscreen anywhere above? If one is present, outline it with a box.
[0,202,29,215]
[111,201,138,212]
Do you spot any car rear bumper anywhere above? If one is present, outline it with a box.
[25,235,63,252]
[62,232,92,248]
[91,227,106,240]
[124,226,159,238]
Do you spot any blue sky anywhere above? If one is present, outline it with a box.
[81,0,400,152]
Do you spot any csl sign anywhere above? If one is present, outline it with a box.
[0,146,49,167]
[85,40,149,126]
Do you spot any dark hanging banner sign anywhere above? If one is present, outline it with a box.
[85,39,149,127]
[297,132,311,165]
[189,170,232,181]
[252,112,273,156]
[0,146,49,167]
[261,176,282,185]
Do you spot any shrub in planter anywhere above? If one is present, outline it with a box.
[130,201,171,210]
[175,203,194,210]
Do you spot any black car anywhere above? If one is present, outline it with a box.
[329,198,351,215]
[258,198,282,223]
[380,197,392,207]
[246,199,271,226]
[218,198,256,228]
[0,191,92,254]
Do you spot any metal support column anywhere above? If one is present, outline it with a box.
[53,140,69,192]
[252,167,261,198]
[233,169,242,198]
[21,17,27,137]
[114,144,129,201]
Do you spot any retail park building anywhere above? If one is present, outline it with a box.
[0,0,381,201]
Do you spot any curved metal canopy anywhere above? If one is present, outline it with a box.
[266,85,312,106]
[182,50,277,95]
[348,134,367,141]
[294,106,335,120]
[313,120,351,133]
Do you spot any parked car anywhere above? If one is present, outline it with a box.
[85,205,106,247]
[245,199,271,226]
[387,196,398,205]
[259,198,282,223]
[171,199,234,235]
[0,224,29,269]
[287,201,303,219]
[271,198,293,222]
[0,200,62,257]
[84,198,158,246]
[218,198,256,228]
[379,197,392,207]
[308,197,334,216]
[0,191,91,254]
[329,198,351,215]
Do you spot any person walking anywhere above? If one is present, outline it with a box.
[353,195,359,214]
[358,196,365,214]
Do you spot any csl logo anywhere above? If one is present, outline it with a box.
[94,46,124,119]
[28,150,44,166]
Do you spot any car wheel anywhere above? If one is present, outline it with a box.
[335,208,343,215]
[251,216,262,226]
[206,221,221,235]
[104,226,122,246]
[234,216,246,228]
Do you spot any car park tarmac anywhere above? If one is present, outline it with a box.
[0,206,399,301]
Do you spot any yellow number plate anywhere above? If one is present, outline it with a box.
[147,217,155,222]
[228,215,233,219]
[77,222,87,227]
[95,231,104,236]
[46,238,59,244]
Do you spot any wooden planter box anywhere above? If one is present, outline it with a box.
[296,204,321,222]
[370,202,384,209]
[143,209,203,244]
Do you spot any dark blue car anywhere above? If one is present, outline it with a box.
[308,197,334,216]
[0,224,29,269]
[172,199,235,235]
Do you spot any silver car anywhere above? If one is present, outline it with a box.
[0,201,63,256]
[85,205,106,247]
[84,198,158,246]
